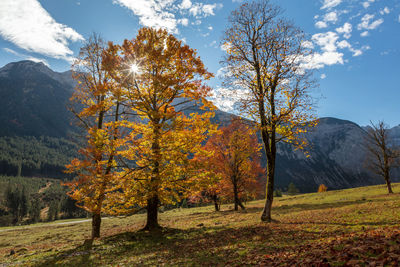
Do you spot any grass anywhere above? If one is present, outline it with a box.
[1,183,400,266]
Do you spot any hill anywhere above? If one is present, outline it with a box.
[1,183,399,266]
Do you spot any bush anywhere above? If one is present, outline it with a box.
[274,189,283,197]
[318,184,328,192]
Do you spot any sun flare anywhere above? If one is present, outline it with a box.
[130,63,139,74]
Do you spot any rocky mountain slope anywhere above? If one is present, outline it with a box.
[1,60,399,191]
[0,60,74,137]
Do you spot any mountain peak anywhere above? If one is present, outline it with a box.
[1,60,50,72]
[0,60,75,88]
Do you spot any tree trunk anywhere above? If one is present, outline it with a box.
[384,171,394,194]
[144,121,161,231]
[233,182,245,211]
[233,181,239,211]
[144,195,160,230]
[386,179,394,194]
[92,213,101,239]
[261,130,276,222]
[212,195,220,211]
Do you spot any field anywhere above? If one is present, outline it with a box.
[1,183,400,266]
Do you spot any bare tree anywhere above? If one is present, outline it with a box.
[364,120,399,194]
[221,0,317,222]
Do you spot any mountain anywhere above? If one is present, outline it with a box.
[0,60,74,137]
[0,60,399,191]
[274,118,381,192]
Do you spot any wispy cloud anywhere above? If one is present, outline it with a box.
[3,47,49,66]
[357,14,384,30]
[113,0,222,34]
[321,0,342,10]
[0,0,84,61]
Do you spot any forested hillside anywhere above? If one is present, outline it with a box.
[0,136,78,178]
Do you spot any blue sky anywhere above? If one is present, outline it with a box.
[0,0,399,126]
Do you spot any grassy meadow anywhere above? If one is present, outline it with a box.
[1,183,400,266]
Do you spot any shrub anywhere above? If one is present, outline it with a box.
[318,184,328,192]
[274,189,283,197]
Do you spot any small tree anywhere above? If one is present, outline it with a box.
[318,184,328,192]
[29,198,41,223]
[222,0,317,222]
[287,182,299,195]
[194,118,264,211]
[5,185,28,224]
[65,33,124,238]
[364,120,400,194]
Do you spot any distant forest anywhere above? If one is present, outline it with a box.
[0,136,78,178]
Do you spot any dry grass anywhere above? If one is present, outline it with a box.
[1,183,400,266]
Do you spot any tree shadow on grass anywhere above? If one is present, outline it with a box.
[32,223,343,266]
[33,239,94,267]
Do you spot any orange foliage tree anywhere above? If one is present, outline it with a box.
[193,118,264,211]
[101,27,217,230]
[65,34,125,239]
[318,184,328,192]
[222,1,317,222]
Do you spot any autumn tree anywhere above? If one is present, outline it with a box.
[222,0,317,222]
[102,27,217,231]
[65,34,125,239]
[318,184,328,193]
[195,118,264,211]
[364,120,400,194]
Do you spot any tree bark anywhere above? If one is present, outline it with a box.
[144,121,161,231]
[261,128,276,222]
[144,195,160,230]
[386,179,394,194]
[212,195,220,211]
[92,213,101,239]
[384,170,394,194]
[233,182,245,211]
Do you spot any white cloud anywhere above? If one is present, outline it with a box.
[211,86,250,112]
[0,0,83,61]
[321,0,342,10]
[3,47,49,66]
[179,18,189,26]
[301,51,344,69]
[315,21,328,29]
[315,11,339,29]
[189,3,222,18]
[113,0,222,33]
[312,32,339,52]
[324,11,338,23]
[321,74,327,79]
[336,22,352,39]
[337,40,351,49]
[180,0,192,9]
[302,40,314,49]
[360,31,369,37]
[208,26,213,31]
[335,40,369,57]
[357,14,383,30]
[362,0,375,9]
[380,7,390,15]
